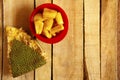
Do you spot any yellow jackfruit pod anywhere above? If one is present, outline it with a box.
[52,33,56,37]
[44,19,54,30]
[50,24,64,36]
[55,12,64,24]
[34,20,44,34]
[34,13,44,21]
[43,28,52,39]
[43,8,57,19]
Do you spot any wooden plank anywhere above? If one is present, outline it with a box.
[53,0,83,80]
[0,0,2,80]
[84,0,100,80]
[101,0,117,80]
[3,0,34,80]
[35,1,51,80]
[118,0,120,79]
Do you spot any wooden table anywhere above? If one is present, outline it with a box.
[0,0,119,80]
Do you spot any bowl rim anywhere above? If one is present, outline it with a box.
[30,3,68,44]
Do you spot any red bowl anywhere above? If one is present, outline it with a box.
[30,3,68,44]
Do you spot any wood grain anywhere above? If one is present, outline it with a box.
[0,0,2,80]
[35,0,52,80]
[118,0,120,79]
[101,0,117,80]
[84,0,100,80]
[53,0,83,80]
[1,0,119,80]
[3,0,34,80]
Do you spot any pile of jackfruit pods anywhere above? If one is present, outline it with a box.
[34,8,64,39]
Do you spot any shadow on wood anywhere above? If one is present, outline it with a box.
[84,59,89,80]
[3,5,34,77]
[101,0,108,15]
[117,0,120,79]
[14,5,33,35]
[0,26,2,78]
[3,29,10,76]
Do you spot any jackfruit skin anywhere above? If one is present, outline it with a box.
[10,39,46,77]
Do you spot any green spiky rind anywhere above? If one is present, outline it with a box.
[9,39,46,77]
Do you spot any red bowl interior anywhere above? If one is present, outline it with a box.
[30,3,68,44]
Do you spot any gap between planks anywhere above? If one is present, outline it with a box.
[1,0,4,80]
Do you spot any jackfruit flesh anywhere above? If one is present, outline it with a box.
[34,20,44,34]
[55,12,64,24]
[43,8,57,19]
[33,8,65,38]
[50,24,64,36]
[43,28,52,39]
[44,19,54,30]
[34,13,44,21]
